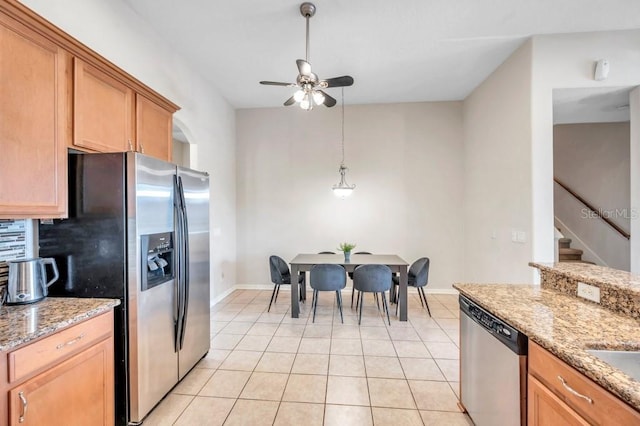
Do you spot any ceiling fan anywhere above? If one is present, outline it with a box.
[259,2,354,110]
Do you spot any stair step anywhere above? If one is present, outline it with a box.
[558,238,572,249]
[559,247,583,256]
[559,259,596,265]
[560,253,583,261]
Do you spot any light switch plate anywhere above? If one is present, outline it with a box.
[577,282,601,303]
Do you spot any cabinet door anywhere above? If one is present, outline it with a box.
[8,338,114,426]
[528,375,590,426]
[0,14,69,218]
[136,94,173,161]
[73,58,133,153]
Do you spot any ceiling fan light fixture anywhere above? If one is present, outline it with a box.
[312,91,325,105]
[259,3,354,109]
[294,89,305,102]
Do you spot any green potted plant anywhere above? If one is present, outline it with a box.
[337,242,356,262]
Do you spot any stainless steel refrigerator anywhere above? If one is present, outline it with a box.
[38,152,210,425]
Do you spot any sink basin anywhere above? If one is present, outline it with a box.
[586,349,640,381]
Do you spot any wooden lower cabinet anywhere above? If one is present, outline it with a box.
[8,339,113,425]
[1,311,114,426]
[528,341,640,426]
[528,375,590,426]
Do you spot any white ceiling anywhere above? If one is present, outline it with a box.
[122,0,640,109]
[553,87,632,124]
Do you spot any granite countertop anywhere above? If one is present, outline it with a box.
[453,283,640,410]
[0,297,120,352]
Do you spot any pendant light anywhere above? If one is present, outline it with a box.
[332,88,355,198]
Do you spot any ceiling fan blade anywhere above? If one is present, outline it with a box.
[322,75,354,88]
[320,91,337,107]
[284,96,296,106]
[296,59,312,77]
[260,81,295,87]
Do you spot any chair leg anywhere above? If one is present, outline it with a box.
[312,289,318,323]
[420,287,431,316]
[336,291,344,324]
[358,291,364,325]
[351,286,355,308]
[355,290,360,311]
[374,292,380,311]
[268,284,278,312]
[382,292,391,326]
[416,287,425,307]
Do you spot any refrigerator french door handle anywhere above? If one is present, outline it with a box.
[178,177,190,349]
[173,175,183,353]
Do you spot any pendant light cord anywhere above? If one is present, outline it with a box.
[340,87,345,167]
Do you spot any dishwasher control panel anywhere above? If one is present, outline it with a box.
[460,295,527,355]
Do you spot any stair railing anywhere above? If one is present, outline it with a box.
[554,177,630,240]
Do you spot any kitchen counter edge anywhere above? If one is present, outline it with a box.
[0,297,120,352]
[453,283,640,411]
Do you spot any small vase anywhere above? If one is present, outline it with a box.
[344,251,351,262]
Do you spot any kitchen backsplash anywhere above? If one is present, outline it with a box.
[0,219,31,290]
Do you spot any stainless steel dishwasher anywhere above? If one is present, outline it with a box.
[460,295,528,426]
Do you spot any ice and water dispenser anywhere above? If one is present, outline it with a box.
[140,232,174,291]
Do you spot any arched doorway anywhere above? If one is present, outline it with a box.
[172,117,197,169]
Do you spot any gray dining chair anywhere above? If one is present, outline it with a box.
[310,264,347,323]
[268,255,306,312]
[392,257,430,316]
[353,264,392,325]
[348,251,373,308]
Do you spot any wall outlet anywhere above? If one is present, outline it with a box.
[577,282,601,303]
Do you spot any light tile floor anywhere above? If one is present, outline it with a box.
[144,288,473,425]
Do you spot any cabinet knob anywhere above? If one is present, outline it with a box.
[140,141,145,154]
[128,139,134,151]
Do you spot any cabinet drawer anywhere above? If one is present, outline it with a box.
[8,312,112,383]
[529,341,640,425]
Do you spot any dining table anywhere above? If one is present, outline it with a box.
[289,253,410,321]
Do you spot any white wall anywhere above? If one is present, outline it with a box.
[631,88,640,273]
[462,40,534,283]
[20,0,238,300]
[553,123,630,269]
[236,102,464,291]
[531,30,640,274]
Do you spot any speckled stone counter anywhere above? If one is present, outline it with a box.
[530,262,640,318]
[0,297,120,352]
[453,283,640,410]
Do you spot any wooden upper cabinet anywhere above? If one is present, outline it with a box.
[136,94,173,162]
[0,13,69,219]
[73,58,133,153]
